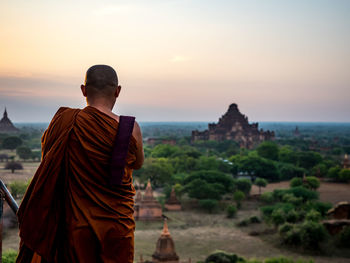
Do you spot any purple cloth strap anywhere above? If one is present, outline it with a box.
[110,115,135,186]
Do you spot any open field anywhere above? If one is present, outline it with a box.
[251,181,350,205]
[0,161,40,184]
[2,163,350,262]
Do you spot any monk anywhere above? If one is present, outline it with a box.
[16,65,144,263]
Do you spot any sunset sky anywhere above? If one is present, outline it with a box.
[0,0,349,122]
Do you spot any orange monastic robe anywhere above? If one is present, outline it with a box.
[16,106,137,263]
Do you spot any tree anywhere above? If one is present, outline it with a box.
[257,141,279,161]
[304,176,320,190]
[278,163,306,180]
[235,178,252,195]
[233,190,245,208]
[327,166,341,179]
[255,178,268,194]
[185,179,225,200]
[290,177,303,188]
[339,169,350,182]
[297,151,322,170]
[151,144,180,158]
[226,205,237,218]
[184,170,234,193]
[136,158,174,187]
[16,146,32,161]
[279,146,298,164]
[5,161,23,173]
[238,156,280,181]
[2,136,23,150]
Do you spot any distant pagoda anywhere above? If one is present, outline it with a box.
[191,103,274,149]
[152,219,179,263]
[134,179,163,221]
[0,108,19,133]
[164,188,181,211]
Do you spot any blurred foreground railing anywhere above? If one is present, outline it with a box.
[0,179,19,263]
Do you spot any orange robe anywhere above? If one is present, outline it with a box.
[16,106,137,263]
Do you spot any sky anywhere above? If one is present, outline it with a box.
[0,0,349,122]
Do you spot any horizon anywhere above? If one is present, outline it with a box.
[1,0,349,122]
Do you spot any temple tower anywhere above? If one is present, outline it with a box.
[134,179,162,221]
[152,219,179,263]
[0,107,19,133]
[164,188,181,211]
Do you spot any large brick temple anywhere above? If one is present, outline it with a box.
[0,108,19,133]
[191,103,274,149]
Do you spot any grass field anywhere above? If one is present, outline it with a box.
[1,162,350,262]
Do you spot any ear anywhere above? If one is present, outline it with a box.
[115,85,121,98]
[81,85,87,97]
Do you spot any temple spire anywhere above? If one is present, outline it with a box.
[162,218,170,236]
[4,107,8,118]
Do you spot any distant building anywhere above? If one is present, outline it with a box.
[146,138,176,146]
[343,154,350,169]
[0,108,19,133]
[164,188,182,211]
[293,126,300,137]
[138,219,182,263]
[191,103,274,149]
[134,179,163,221]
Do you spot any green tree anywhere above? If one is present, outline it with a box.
[233,190,245,208]
[136,158,174,187]
[235,178,252,195]
[257,141,279,161]
[304,176,320,190]
[226,205,237,218]
[151,144,180,158]
[279,146,298,164]
[297,151,322,170]
[255,178,268,194]
[290,177,303,188]
[239,156,280,181]
[339,169,350,181]
[327,166,341,179]
[185,179,224,200]
[2,136,23,150]
[16,146,32,161]
[278,163,306,180]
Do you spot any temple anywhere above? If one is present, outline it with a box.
[152,219,180,263]
[164,188,182,211]
[134,179,163,221]
[191,103,274,149]
[343,154,350,169]
[138,219,180,263]
[0,108,19,133]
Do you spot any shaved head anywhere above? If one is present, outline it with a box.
[84,65,119,98]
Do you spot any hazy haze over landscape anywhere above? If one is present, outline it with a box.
[0,0,349,122]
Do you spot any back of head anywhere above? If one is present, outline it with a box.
[84,65,118,99]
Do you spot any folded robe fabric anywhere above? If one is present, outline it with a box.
[16,106,137,263]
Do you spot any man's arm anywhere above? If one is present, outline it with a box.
[131,121,144,169]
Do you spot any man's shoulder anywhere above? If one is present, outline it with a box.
[49,107,81,126]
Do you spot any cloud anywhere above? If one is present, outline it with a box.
[170,55,190,63]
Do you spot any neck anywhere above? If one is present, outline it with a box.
[87,98,116,114]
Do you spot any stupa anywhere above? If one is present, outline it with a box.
[343,154,350,169]
[134,179,162,221]
[152,219,179,263]
[0,108,19,133]
[164,188,181,211]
